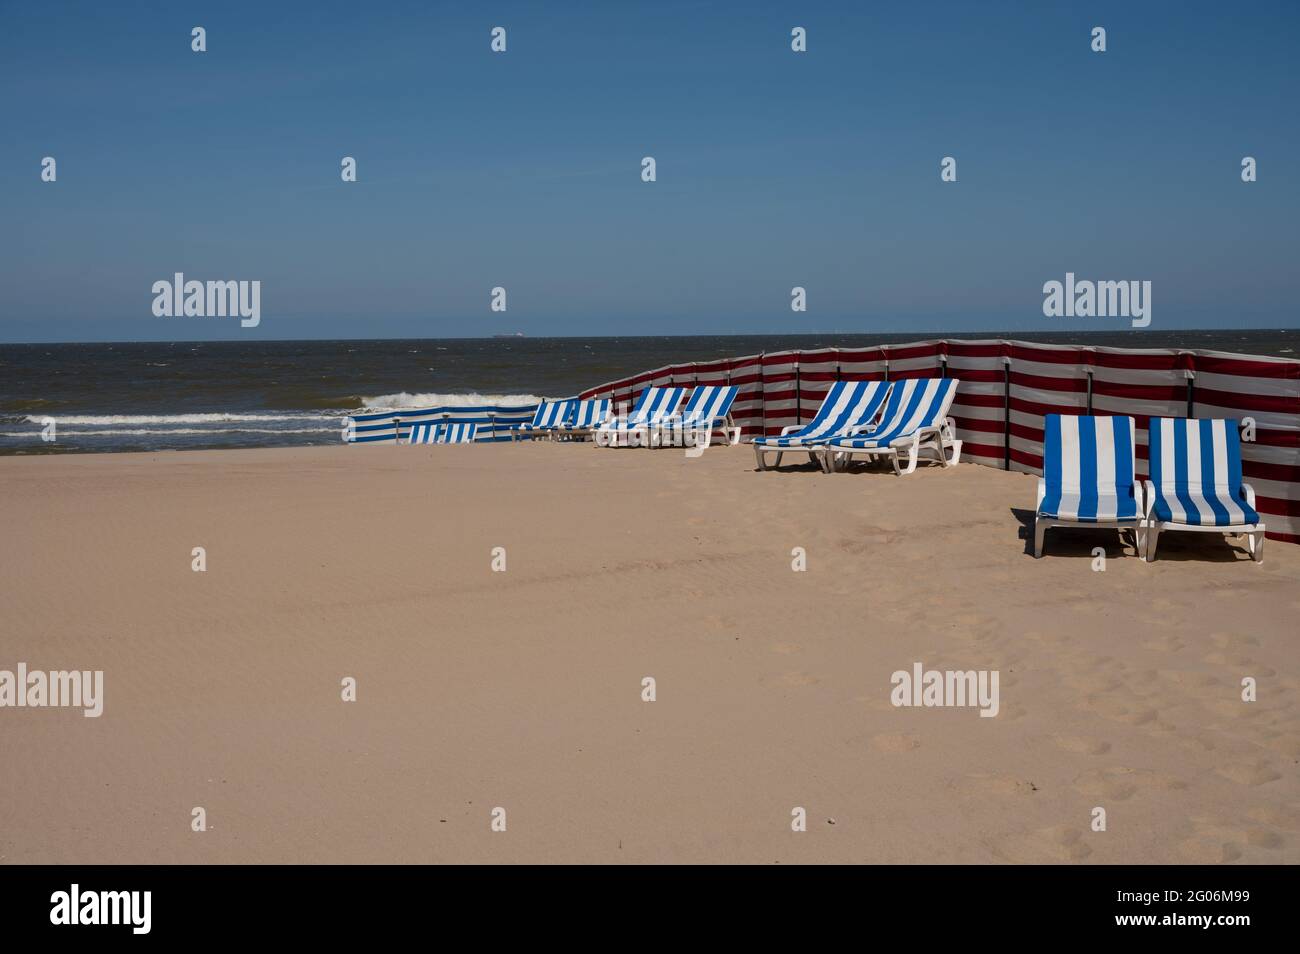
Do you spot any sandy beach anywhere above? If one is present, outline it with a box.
[1,442,1296,864]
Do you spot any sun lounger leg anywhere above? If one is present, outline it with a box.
[1144,524,1160,562]
[1033,519,1048,558]
[894,435,917,475]
[1249,529,1265,563]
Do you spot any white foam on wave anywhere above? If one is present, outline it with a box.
[2,427,338,437]
[23,412,340,425]
[360,391,546,410]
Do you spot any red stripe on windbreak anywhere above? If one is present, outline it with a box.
[945,368,1003,383]
[1009,421,1045,442]
[1092,350,1190,371]
[1257,495,1300,517]
[1009,447,1045,469]
[944,342,1007,358]
[952,416,1003,435]
[837,348,887,363]
[1244,461,1300,483]
[1092,380,1186,401]
[1009,397,1087,418]
[1255,428,1300,448]
[1266,530,1300,543]
[1008,344,1087,364]
[961,440,1005,459]
[1195,386,1300,415]
[1194,355,1300,379]
[883,343,943,360]
[954,391,1004,409]
[1009,371,1088,392]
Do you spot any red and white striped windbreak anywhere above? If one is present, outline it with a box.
[579,340,1300,543]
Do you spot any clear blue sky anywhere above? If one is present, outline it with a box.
[1,0,1296,342]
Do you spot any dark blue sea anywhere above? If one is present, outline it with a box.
[2,330,1296,454]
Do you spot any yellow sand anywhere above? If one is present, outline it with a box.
[1,442,1296,863]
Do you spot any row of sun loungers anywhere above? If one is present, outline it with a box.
[753,378,963,475]
[402,379,1265,563]
[511,398,613,441]
[1034,413,1264,562]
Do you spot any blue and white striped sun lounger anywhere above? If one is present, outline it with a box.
[596,386,687,447]
[752,380,891,470]
[441,422,477,443]
[1033,414,1142,558]
[513,399,577,441]
[1143,417,1264,562]
[657,385,740,448]
[554,398,612,440]
[821,378,962,475]
[407,423,438,444]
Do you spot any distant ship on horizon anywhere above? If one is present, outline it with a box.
[492,332,526,338]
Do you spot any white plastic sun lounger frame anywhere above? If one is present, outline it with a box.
[595,387,686,448]
[1142,483,1264,562]
[821,380,963,475]
[1141,418,1265,563]
[653,386,741,449]
[753,380,892,471]
[1032,415,1144,559]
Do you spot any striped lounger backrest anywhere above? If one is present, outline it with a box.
[629,387,686,425]
[570,399,610,428]
[803,379,890,439]
[1148,418,1251,525]
[866,378,959,444]
[1041,414,1138,522]
[537,400,575,428]
[440,422,477,443]
[680,385,738,425]
[407,423,438,444]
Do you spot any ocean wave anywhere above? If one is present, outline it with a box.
[22,412,341,425]
[1,427,339,437]
[360,391,545,410]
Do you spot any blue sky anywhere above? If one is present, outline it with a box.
[1,0,1296,342]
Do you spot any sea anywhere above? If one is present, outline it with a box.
[2,330,1296,455]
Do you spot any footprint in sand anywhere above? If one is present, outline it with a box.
[1010,824,1092,862]
[1053,735,1111,756]
[759,670,820,688]
[1178,833,1244,863]
[1245,804,1300,831]
[1259,731,1300,758]
[1086,698,1159,726]
[1159,670,1221,690]
[1246,829,1283,849]
[1072,767,1187,801]
[1210,632,1260,648]
[870,733,921,753]
[1214,760,1282,787]
[950,773,1040,797]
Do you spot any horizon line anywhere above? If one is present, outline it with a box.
[2,327,1298,348]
